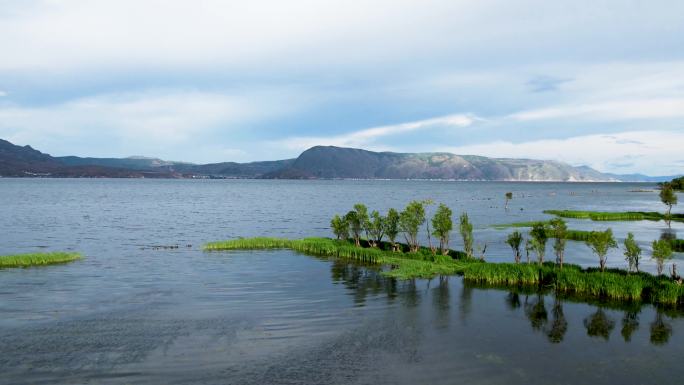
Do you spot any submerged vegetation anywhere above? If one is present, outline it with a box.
[0,252,82,268]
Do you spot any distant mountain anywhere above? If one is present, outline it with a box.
[0,139,674,181]
[157,159,295,178]
[57,155,186,170]
[603,172,683,183]
[263,146,618,181]
[0,139,174,178]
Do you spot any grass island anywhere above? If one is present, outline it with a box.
[205,236,684,306]
[0,252,82,268]
[205,197,684,307]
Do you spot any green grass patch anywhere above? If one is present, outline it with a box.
[544,210,684,222]
[205,237,684,306]
[491,221,549,229]
[0,252,82,268]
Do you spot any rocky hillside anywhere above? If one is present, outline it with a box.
[263,146,616,181]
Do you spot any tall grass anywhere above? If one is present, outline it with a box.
[0,252,82,268]
[205,237,684,305]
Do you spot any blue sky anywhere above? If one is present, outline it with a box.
[1,0,683,175]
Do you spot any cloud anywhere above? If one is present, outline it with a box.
[526,75,572,92]
[437,130,684,175]
[277,114,477,151]
[509,98,684,122]
[0,90,7,97]
[0,89,303,160]
[2,1,683,73]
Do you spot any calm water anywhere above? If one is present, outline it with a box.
[1,179,683,385]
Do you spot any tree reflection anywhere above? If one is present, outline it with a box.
[650,311,673,345]
[660,228,677,242]
[546,298,568,343]
[460,284,474,324]
[433,276,451,328]
[620,310,640,342]
[524,294,548,331]
[329,260,398,306]
[505,291,521,310]
[584,308,615,340]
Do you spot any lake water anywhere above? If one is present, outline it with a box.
[1,179,683,384]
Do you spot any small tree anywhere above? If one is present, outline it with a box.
[507,231,523,263]
[530,222,548,265]
[384,208,400,251]
[660,183,678,226]
[525,239,533,264]
[431,203,453,255]
[330,214,349,241]
[459,212,474,258]
[549,218,567,269]
[623,232,642,273]
[354,203,370,242]
[652,239,673,275]
[399,200,426,252]
[345,204,368,247]
[504,192,513,210]
[586,229,617,272]
[368,210,385,248]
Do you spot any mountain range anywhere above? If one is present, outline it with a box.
[0,139,678,182]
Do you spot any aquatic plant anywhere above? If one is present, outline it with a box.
[623,233,642,273]
[0,252,82,268]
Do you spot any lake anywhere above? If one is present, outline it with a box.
[1,179,683,384]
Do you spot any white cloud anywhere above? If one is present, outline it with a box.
[0,89,302,160]
[0,90,7,97]
[509,98,684,122]
[277,114,477,152]
[437,130,684,175]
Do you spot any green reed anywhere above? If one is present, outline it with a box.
[0,252,82,268]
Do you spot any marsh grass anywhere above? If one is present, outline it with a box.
[544,210,684,222]
[0,252,82,268]
[205,237,684,305]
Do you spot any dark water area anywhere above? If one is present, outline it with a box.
[1,179,683,384]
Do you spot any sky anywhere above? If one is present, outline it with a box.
[1,0,683,175]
